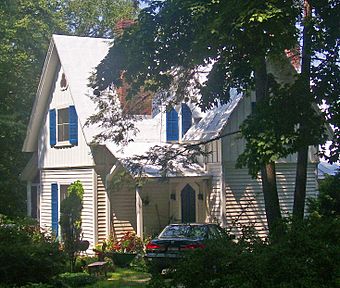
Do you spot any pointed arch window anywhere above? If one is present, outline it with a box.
[181,103,192,136]
[166,108,179,141]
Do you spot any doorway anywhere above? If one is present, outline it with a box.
[181,184,196,223]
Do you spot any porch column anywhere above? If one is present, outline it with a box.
[27,181,32,217]
[136,186,143,238]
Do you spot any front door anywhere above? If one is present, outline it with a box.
[181,184,196,223]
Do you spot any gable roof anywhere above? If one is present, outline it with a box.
[23,34,112,152]
[183,89,243,142]
[318,161,339,180]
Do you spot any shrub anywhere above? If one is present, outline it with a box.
[19,284,53,288]
[0,218,66,286]
[74,256,98,272]
[308,172,340,218]
[148,218,340,288]
[53,272,97,287]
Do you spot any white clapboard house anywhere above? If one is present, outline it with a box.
[21,35,319,250]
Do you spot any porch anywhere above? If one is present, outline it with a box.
[108,177,212,239]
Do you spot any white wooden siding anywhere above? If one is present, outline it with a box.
[141,182,170,236]
[110,186,136,240]
[38,66,94,169]
[206,163,222,222]
[40,168,96,249]
[222,95,318,164]
[224,162,318,237]
[204,139,223,223]
[96,174,108,243]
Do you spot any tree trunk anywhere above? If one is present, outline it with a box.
[261,163,282,232]
[293,0,312,220]
[293,147,308,219]
[255,56,282,232]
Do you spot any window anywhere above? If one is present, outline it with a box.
[58,108,69,142]
[60,185,69,202]
[60,73,68,91]
[206,140,219,163]
[31,185,40,221]
[181,103,192,136]
[166,108,179,141]
[49,105,78,146]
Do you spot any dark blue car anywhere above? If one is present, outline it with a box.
[145,223,225,272]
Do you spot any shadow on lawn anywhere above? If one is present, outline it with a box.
[90,268,151,288]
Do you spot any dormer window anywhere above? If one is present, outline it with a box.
[166,108,179,142]
[166,104,193,142]
[49,105,78,147]
[181,103,192,136]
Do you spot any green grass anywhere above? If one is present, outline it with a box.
[86,268,151,288]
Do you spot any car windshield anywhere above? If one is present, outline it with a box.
[159,225,208,239]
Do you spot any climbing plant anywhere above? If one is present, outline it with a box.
[59,180,84,272]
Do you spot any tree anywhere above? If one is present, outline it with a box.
[58,0,139,38]
[0,0,66,216]
[91,0,339,232]
[308,172,340,218]
[59,181,84,272]
[91,0,300,232]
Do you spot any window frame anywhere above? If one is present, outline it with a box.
[57,107,70,144]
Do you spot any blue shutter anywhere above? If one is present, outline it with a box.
[51,183,58,236]
[49,109,56,146]
[181,103,192,136]
[69,105,78,145]
[166,108,179,141]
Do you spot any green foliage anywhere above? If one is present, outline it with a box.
[311,0,340,164]
[0,218,66,286]
[74,256,99,273]
[237,75,327,177]
[19,283,53,288]
[0,0,65,217]
[59,181,84,272]
[94,0,299,106]
[308,172,340,218]
[53,272,97,288]
[148,218,340,288]
[106,231,144,253]
[58,0,138,38]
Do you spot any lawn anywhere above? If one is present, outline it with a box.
[87,268,151,288]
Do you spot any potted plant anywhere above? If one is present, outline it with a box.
[104,232,144,267]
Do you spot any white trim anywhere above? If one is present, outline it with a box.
[106,183,110,240]
[136,186,143,238]
[23,40,57,152]
[219,139,227,227]
[93,170,98,245]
